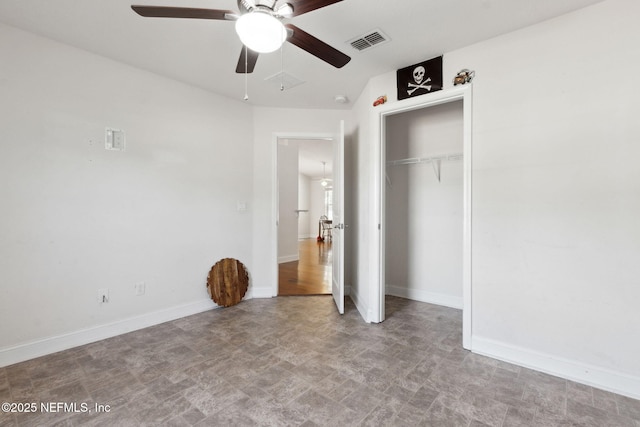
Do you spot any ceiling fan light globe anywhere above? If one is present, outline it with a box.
[235,11,287,53]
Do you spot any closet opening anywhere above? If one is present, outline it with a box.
[385,100,463,306]
[377,86,472,348]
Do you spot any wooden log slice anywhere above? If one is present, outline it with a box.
[206,258,249,307]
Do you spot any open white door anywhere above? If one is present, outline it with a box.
[332,120,345,314]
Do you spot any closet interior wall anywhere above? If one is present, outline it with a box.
[385,100,464,309]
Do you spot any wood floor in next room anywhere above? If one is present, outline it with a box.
[279,238,332,296]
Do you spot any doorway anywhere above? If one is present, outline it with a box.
[276,136,334,296]
[375,86,472,348]
[385,100,464,307]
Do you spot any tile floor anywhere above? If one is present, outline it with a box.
[1,296,639,426]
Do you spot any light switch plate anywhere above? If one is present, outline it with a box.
[105,128,125,151]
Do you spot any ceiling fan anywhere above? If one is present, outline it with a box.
[131,0,351,74]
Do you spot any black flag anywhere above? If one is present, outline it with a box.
[396,56,443,100]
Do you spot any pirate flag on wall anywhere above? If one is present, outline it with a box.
[396,55,443,100]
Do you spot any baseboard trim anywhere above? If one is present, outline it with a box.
[278,254,299,264]
[472,336,640,400]
[386,285,463,310]
[0,299,218,368]
[349,285,370,323]
[251,286,275,298]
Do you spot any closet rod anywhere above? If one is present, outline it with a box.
[386,152,463,167]
[386,152,463,183]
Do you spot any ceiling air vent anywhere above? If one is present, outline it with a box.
[348,29,390,52]
[264,71,305,91]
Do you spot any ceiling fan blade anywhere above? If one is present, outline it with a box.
[285,24,350,68]
[131,6,236,20]
[287,0,342,17]
[235,47,259,73]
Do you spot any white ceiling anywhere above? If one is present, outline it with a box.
[295,138,333,179]
[0,0,603,110]
[280,138,333,179]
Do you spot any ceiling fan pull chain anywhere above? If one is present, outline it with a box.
[244,45,249,101]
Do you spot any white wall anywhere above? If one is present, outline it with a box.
[385,101,463,308]
[297,173,312,238]
[309,181,327,239]
[277,141,299,263]
[352,0,640,398]
[0,24,254,365]
[452,0,640,396]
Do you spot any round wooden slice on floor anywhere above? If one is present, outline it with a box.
[207,258,249,307]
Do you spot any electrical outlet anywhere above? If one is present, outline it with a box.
[98,288,109,304]
[134,282,145,296]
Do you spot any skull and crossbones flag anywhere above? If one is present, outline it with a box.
[396,55,443,100]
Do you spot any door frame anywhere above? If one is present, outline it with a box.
[372,85,473,349]
[331,120,345,313]
[271,131,335,297]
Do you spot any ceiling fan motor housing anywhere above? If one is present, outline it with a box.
[239,0,293,19]
[239,0,279,13]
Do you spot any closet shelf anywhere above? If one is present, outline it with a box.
[386,153,463,167]
[386,152,463,183]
